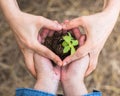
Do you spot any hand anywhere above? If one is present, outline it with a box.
[34,54,60,94]
[62,9,119,76]
[0,0,63,77]
[61,55,89,96]
[60,33,89,96]
[9,12,62,77]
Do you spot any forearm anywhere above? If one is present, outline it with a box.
[0,0,20,22]
[101,0,120,36]
[62,80,87,96]
[103,0,120,15]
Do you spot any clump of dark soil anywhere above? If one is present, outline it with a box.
[43,31,78,60]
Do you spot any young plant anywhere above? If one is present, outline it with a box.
[62,32,78,55]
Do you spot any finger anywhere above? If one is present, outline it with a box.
[63,17,84,30]
[85,53,99,76]
[37,32,42,43]
[72,28,82,40]
[85,65,95,76]
[61,20,70,34]
[79,34,86,46]
[33,41,62,66]
[70,55,89,77]
[57,30,62,34]
[48,30,55,37]
[54,20,62,34]
[54,20,59,24]
[64,20,70,23]
[40,28,49,38]
[40,28,49,43]
[63,41,90,66]
[22,50,36,78]
[39,16,62,30]
[62,30,68,34]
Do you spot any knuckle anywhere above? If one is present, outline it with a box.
[32,41,41,50]
[27,41,33,48]
[21,38,33,49]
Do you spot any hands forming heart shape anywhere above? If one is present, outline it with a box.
[8,11,118,78]
[39,27,86,60]
[1,0,120,95]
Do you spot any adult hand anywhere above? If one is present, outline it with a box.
[0,0,62,78]
[34,54,60,94]
[9,12,62,77]
[11,13,62,76]
[62,5,120,76]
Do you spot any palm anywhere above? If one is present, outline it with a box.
[34,54,60,80]
[62,56,89,81]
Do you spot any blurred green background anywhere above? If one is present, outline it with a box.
[0,0,120,96]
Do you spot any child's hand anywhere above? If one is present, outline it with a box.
[34,54,60,94]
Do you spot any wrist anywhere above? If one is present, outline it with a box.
[0,0,21,22]
[62,79,87,96]
[103,0,120,13]
[34,77,59,94]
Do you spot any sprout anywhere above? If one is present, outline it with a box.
[62,32,78,55]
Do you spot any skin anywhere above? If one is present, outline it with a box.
[0,0,62,77]
[61,35,89,96]
[1,0,120,79]
[33,54,89,96]
[34,54,60,94]
[62,0,120,76]
[61,55,89,96]
[34,33,89,95]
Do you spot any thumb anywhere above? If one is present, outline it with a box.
[22,50,36,78]
[38,16,62,31]
[62,17,85,30]
[85,52,99,76]
[33,40,62,66]
[63,41,90,66]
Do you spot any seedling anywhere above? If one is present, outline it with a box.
[62,32,78,55]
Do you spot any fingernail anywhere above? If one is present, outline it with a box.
[58,61,62,66]
[63,62,67,66]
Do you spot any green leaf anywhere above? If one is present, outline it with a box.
[68,32,74,39]
[71,47,75,55]
[71,40,78,46]
[63,36,71,43]
[62,41,68,47]
[68,32,71,37]
[63,46,70,53]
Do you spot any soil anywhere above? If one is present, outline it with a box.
[43,31,78,60]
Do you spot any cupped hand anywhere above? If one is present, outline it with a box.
[62,11,118,76]
[61,55,89,82]
[61,55,89,96]
[60,33,87,81]
[34,54,60,94]
[9,12,62,77]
